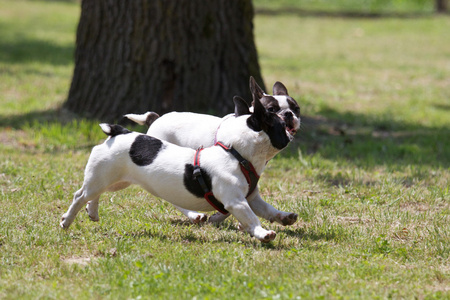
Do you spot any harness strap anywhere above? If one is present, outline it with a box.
[193,148,229,214]
[192,143,260,214]
[215,141,260,197]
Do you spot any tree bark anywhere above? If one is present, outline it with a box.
[436,0,448,12]
[65,0,265,122]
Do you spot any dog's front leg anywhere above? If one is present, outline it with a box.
[173,205,208,224]
[223,198,276,243]
[247,191,298,226]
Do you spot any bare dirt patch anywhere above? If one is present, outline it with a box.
[62,257,95,266]
[0,128,36,150]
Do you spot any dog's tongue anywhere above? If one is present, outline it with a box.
[288,127,297,135]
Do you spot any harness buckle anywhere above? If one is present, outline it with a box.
[193,166,202,178]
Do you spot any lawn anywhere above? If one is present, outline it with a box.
[0,0,449,299]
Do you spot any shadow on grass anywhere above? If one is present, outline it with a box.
[0,108,71,128]
[0,108,140,129]
[0,36,74,66]
[0,108,146,154]
[122,220,262,247]
[120,219,344,249]
[281,108,449,169]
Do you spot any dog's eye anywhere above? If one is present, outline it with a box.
[268,107,276,112]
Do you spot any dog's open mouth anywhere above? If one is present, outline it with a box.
[287,127,297,136]
[286,128,295,141]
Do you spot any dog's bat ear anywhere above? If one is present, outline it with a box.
[233,96,250,117]
[249,76,265,105]
[273,81,289,96]
[247,96,266,131]
[252,95,266,120]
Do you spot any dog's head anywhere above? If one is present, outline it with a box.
[234,96,293,151]
[249,77,300,136]
[216,96,292,164]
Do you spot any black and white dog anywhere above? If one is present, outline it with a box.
[125,77,300,224]
[60,97,297,242]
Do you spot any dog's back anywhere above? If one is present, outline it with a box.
[146,112,223,149]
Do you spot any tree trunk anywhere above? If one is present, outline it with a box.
[436,0,448,12]
[64,0,265,122]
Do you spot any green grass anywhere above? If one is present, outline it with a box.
[1,0,449,299]
[253,0,436,14]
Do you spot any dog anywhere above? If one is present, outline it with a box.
[60,97,297,242]
[125,77,300,224]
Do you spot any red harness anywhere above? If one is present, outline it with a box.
[193,142,260,214]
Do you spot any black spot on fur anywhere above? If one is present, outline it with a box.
[259,96,281,113]
[265,115,290,150]
[246,115,262,132]
[129,135,164,166]
[287,97,301,117]
[145,112,160,127]
[183,164,212,198]
[247,98,291,150]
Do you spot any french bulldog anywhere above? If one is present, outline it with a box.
[125,77,300,224]
[60,97,297,242]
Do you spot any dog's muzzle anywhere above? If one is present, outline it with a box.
[279,110,299,135]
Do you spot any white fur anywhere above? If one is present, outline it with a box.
[99,123,111,134]
[273,95,289,111]
[61,116,297,242]
[148,112,223,149]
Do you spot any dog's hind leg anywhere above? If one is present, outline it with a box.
[208,212,230,224]
[60,185,103,229]
[85,181,131,222]
[86,198,100,222]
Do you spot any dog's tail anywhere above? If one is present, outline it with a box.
[99,124,132,137]
[124,112,160,127]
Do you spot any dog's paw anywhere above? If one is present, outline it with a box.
[88,214,99,222]
[259,230,276,243]
[60,214,69,229]
[191,213,208,224]
[252,227,276,243]
[280,213,298,226]
[85,202,99,222]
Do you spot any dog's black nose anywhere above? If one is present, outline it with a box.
[284,111,293,119]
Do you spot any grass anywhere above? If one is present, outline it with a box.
[1,0,449,299]
[253,0,436,14]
